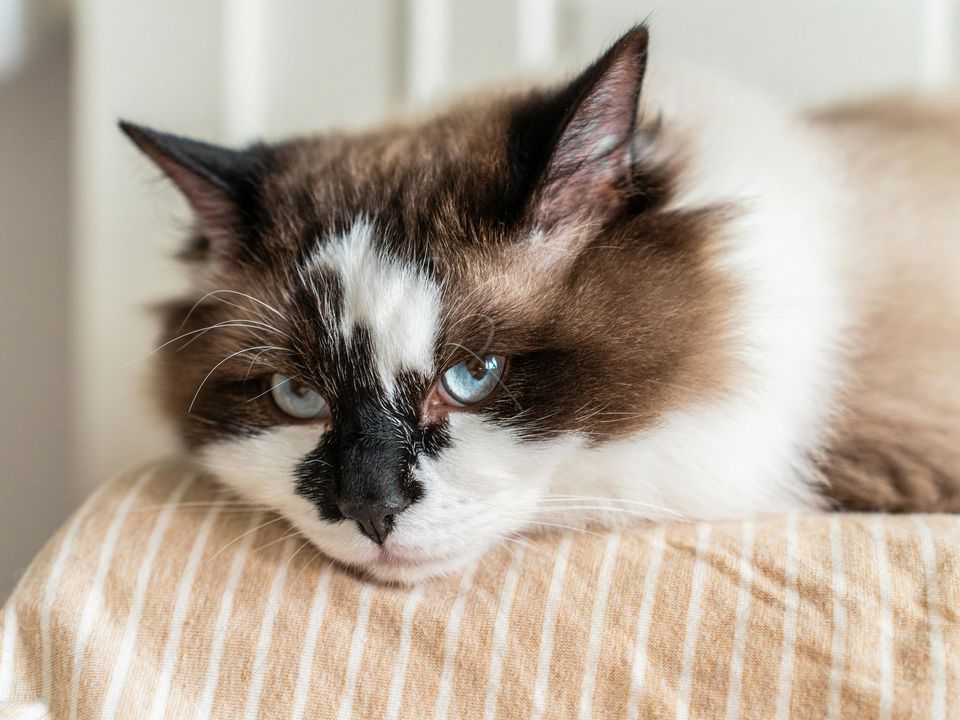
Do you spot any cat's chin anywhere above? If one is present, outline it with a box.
[305,539,479,585]
[292,521,487,585]
[356,548,469,585]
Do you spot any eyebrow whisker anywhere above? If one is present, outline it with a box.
[188,345,287,413]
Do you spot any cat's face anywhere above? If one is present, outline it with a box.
[125,27,730,582]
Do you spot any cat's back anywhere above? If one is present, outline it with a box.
[808,92,960,511]
[810,92,960,275]
[810,92,960,346]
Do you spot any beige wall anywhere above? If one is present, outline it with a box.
[0,29,73,597]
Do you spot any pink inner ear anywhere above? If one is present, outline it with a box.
[140,152,241,248]
[534,34,647,230]
[120,122,253,253]
[166,164,243,245]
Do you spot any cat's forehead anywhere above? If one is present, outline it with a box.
[304,217,443,390]
[247,108,558,388]
[256,98,542,265]
[289,213,548,392]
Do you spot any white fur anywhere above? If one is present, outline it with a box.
[201,417,568,583]
[592,63,848,516]
[504,64,847,521]
[309,219,441,392]
[200,61,849,582]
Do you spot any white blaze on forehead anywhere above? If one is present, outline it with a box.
[311,219,441,390]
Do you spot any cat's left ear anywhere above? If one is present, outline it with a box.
[119,121,261,249]
[532,25,649,230]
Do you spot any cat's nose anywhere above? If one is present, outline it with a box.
[337,498,410,545]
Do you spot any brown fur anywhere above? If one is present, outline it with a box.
[151,98,734,449]
[136,29,738,458]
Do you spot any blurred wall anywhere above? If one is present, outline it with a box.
[0,26,72,597]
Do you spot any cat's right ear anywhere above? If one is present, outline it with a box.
[119,121,261,251]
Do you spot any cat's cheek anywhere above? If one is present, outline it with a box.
[196,427,331,533]
[193,416,585,583]
[196,426,398,570]
[420,413,578,494]
[384,414,580,569]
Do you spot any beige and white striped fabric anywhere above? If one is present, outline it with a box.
[0,458,958,719]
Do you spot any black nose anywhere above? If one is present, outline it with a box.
[337,498,410,545]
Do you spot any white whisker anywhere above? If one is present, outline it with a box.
[524,521,605,538]
[443,341,522,411]
[122,320,288,369]
[244,347,278,381]
[207,515,285,563]
[178,289,288,332]
[188,345,285,412]
[176,319,290,350]
[540,495,688,518]
[532,505,674,520]
[245,375,301,404]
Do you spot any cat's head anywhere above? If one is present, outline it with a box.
[123,26,731,582]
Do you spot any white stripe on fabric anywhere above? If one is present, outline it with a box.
[774,514,800,720]
[432,561,480,720]
[624,526,667,720]
[0,590,18,701]
[147,503,224,720]
[914,517,946,720]
[240,536,296,720]
[291,563,335,720]
[826,515,847,720]
[40,471,137,706]
[335,583,376,720]
[1,701,51,720]
[577,532,622,720]
[675,524,711,720]
[67,471,152,720]
[100,475,195,720]
[194,511,266,720]
[724,521,755,720]
[872,516,894,720]
[530,535,574,720]
[384,585,425,720]
[482,548,526,720]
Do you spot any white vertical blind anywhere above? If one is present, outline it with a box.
[0,0,25,80]
[222,0,266,144]
[407,0,451,103]
[920,0,957,87]
[73,0,228,493]
[71,0,960,492]
[517,0,557,70]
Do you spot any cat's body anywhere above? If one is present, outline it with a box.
[813,95,960,510]
[123,27,960,582]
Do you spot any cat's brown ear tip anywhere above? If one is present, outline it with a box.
[625,23,650,42]
[612,24,650,59]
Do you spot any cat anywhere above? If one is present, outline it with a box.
[121,25,960,583]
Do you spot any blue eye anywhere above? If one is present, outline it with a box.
[439,355,506,406]
[270,374,329,419]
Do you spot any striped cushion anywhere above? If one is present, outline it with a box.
[0,459,957,719]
